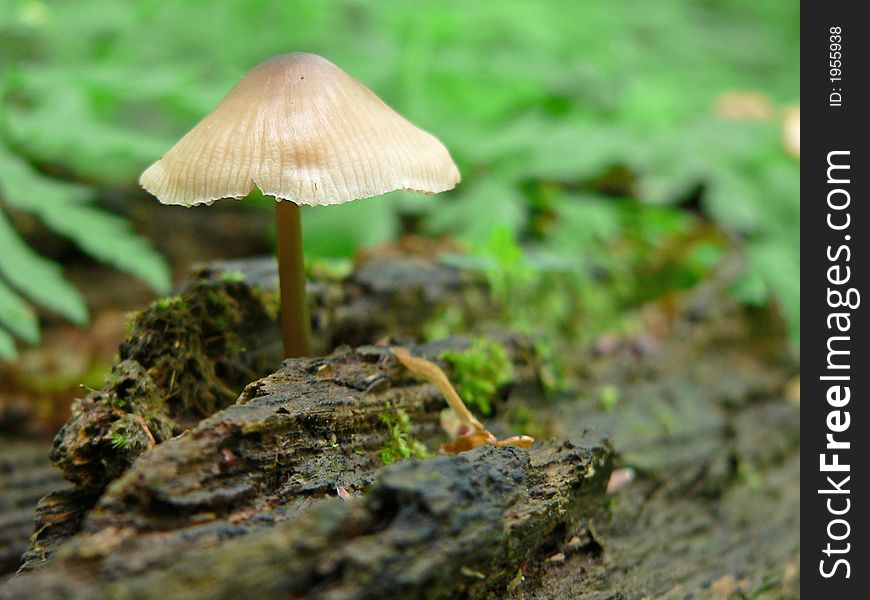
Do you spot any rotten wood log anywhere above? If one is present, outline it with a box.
[50,256,489,491]
[0,438,610,599]
[2,252,801,597]
[1,339,610,597]
[22,338,545,572]
[190,255,487,355]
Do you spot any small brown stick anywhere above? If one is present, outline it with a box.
[130,414,157,449]
[391,346,486,433]
[391,347,534,454]
[111,407,157,449]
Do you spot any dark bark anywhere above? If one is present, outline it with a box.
[49,256,485,491]
[0,438,611,600]
[2,337,610,597]
[25,333,545,571]
[1,256,801,598]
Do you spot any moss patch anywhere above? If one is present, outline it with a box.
[439,338,513,416]
[51,277,281,488]
[379,404,429,464]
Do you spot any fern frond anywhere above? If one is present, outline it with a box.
[0,327,15,360]
[0,143,170,294]
[0,208,88,325]
[0,277,40,345]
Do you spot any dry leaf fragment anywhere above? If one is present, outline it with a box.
[714,91,774,121]
[783,104,800,157]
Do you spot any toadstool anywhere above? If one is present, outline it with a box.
[140,53,460,357]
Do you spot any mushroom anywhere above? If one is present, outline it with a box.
[140,53,460,357]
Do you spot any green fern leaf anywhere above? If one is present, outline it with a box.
[0,277,40,345]
[37,203,171,294]
[0,143,170,294]
[0,209,88,324]
[0,327,16,360]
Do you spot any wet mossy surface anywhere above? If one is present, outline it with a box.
[49,277,282,489]
[2,439,612,600]
[1,256,800,598]
[48,256,482,492]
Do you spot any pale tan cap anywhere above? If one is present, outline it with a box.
[140,53,460,207]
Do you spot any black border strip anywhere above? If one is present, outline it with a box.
[802,2,868,595]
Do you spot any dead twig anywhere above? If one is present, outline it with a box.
[391,346,533,454]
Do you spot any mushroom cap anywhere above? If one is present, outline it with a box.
[140,53,460,207]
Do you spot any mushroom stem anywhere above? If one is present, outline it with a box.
[275,200,312,358]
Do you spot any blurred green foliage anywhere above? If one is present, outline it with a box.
[0,136,170,358]
[0,0,799,357]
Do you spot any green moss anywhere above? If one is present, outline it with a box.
[205,289,233,312]
[379,404,429,464]
[154,295,184,311]
[439,338,513,416]
[306,257,353,282]
[53,277,281,488]
[105,412,165,468]
[257,288,281,321]
[118,282,272,418]
[217,270,246,284]
[213,314,232,332]
[109,432,131,450]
